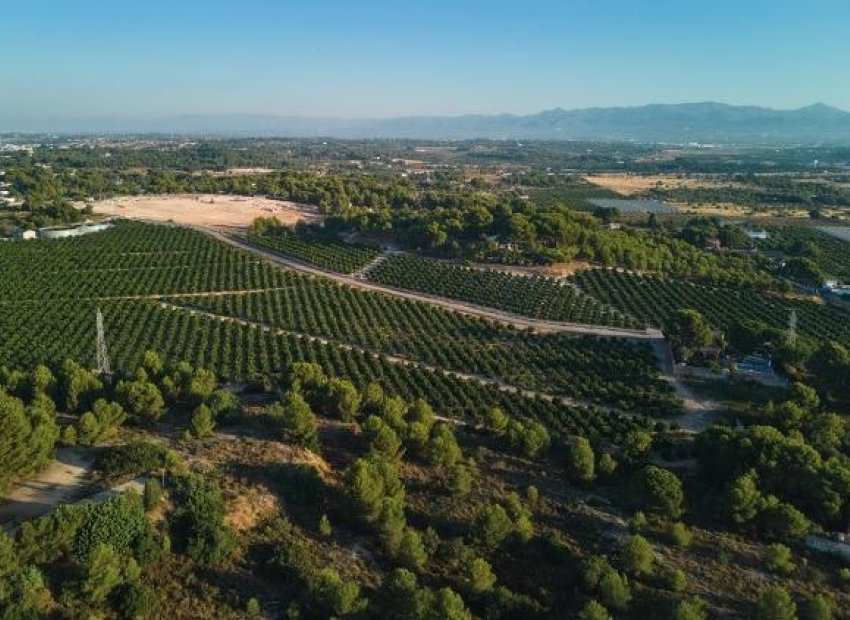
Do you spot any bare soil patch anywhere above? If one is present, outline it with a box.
[90,194,320,230]
[472,261,592,278]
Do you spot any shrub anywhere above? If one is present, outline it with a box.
[143,478,163,512]
[170,474,237,565]
[80,543,124,604]
[663,568,688,592]
[378,568,428,619]
[474,504,513,550]
[396,528,428,571]
[427,423,462,469]
[274,390,320,452]
[755,586,797,620]
[763,543,795,576]
[449,462,473,497]
[74,492,149,563]
[628,511,647,534]
[318,514,333,538]
[668,522,693,548]
[568,437,596,483]
[116,378,165,424]
[466,557,497,595]
[621,534,655,578]
[119,583,158,619]
[207,388,240,420]
[801,594,834,620]
[430,587,472,620]
[76,399,126,445]
[672,597,708,620]
[597,453,618,477]
[246,596,262,617]
[189,404,215,439]
[312,567,367,617]
[598,570,631,612]
[578,600,611,620]
[95,442,169,482]
[484,406,509,435]
[634,465,684,520]
[324,377,361,422]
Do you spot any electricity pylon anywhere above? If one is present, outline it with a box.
[95,307,112,378]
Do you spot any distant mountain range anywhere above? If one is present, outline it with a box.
[5,102,850,145]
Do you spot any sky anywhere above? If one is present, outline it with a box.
[2,0,850,120]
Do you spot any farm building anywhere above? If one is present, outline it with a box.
[38,222,112,239]
[14,229,38,240]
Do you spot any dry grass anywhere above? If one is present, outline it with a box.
[224,483,281,532]
[583,174,740,196]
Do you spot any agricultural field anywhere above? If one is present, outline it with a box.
[571,268,850,345]
[247,228,381,274]
[366,254,641,328]
[587,197,677,214]
[525,184,621,210]
[0,222,290,300]
[0,221,667,436]
[756,225,850,280]
[172,289,677,412]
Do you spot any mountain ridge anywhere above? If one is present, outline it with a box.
[4,102,850,144]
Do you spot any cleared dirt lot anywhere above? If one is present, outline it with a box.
[91,194,320,230]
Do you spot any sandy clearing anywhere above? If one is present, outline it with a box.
[90,194,321,230]
[0,447,96,528]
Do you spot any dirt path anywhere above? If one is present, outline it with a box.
[351,250,397,280]
[200,228,664,341]
[664,376,721,433]
[0,447,96,530]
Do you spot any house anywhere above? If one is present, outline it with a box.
[15,229,37,240]
[705,238,722,252]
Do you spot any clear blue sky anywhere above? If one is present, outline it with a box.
[2,0,849,119]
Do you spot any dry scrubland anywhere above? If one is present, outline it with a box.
[91,194,320,229]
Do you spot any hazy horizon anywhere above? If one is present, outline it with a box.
[3,0,850,122]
